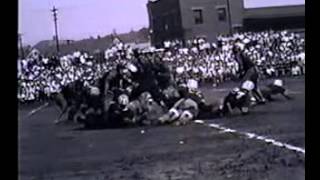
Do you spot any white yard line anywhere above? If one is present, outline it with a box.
[211,89,303,95]
[211,88,230,92]
[194,120,305,155]
[287,90,303,95]
[26,102,49,118]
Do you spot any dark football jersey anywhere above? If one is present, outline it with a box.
[266,84,286,94]
[261,83,286,101]
[236,52,255,73]
[224,89,250,109]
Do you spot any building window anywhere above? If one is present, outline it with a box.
[193,9,203,24]
[232,24,243,32]
[217,7,227,21]
[164,24,169,31]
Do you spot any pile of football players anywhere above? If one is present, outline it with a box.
[51,44,293,128]
[52,50,212,128]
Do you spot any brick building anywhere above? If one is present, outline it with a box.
[147,0,305,47]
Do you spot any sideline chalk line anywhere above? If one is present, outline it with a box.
[26,102,49,118]
[211,89,303,95]
[23,104,306,155]
[194,120,305,155]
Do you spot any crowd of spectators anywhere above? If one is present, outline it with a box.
[162,30,305,86]
[18,30,305,103]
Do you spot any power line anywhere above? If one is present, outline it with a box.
[51,6,60,54]
[18,33,25,59]
[226,0,233,35]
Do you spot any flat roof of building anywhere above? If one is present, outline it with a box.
[244,5,305,19]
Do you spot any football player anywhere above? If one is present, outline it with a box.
[261,79,292,101]
[219,80,255,116]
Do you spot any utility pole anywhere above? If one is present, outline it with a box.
[226,0,233,35]
[51,6,60,53]
[18,33,25,59]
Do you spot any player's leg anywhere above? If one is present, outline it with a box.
[281,89,293,100]
[251,70,266,104]
[176,110,194,126]
[160,108,181,124]
[218,98,234,116]
[261,89,274,101]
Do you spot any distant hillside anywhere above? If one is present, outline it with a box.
[34,27,150,56]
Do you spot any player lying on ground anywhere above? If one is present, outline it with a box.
[76,89,165,128]
[158,91,199,126]
[158,79,218,126]
[106,91,165,127]
[261,79,292,101]
[218,80,255,116]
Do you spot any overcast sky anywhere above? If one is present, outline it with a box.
[19,0,305,46]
